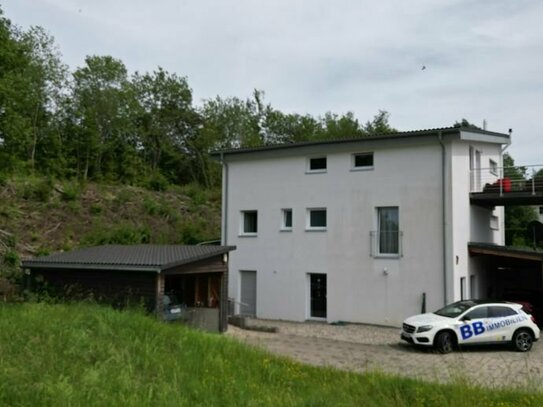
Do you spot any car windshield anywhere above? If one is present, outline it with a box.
[434,301,476,318]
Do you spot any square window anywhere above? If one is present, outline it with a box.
[308,157,327,172]
[377,207,399,255]
[241,211,257,235]
[281,209,292,230]
[352,152,374,170]
[307,208,327,230]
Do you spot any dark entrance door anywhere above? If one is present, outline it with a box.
[310,274,327,318]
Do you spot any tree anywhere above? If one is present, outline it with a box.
[70,55,137,181]
[503,153,538,246]
[363,110,396,135]
[0,12,67,174]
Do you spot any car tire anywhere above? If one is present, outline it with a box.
[513,329,534,352]
[435,331,455,354]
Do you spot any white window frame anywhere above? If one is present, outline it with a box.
[281,208,293,231]
[489,159,498,176]
[375,206,400,257]
[306,156,327,174]
[306,208,327,231]
[351,152,374,171]
[239,210,258,236]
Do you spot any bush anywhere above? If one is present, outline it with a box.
[3,250,20,267]
[17,177,53,202]
[60,181,82,201]
[145,172,169,192]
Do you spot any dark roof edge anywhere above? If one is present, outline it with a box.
[21,262,160,273]
[160,245,236,271]
[211,127,510,157]
[468,242,543,259]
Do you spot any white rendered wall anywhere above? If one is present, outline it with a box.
[449,139,504,302]
[225,142,446,326]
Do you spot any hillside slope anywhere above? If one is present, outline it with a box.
[0,177,221,290]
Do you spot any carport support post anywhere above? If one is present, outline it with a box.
[155,273,165,317]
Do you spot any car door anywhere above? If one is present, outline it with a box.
[485,306,520,342]
[457,305,489,344]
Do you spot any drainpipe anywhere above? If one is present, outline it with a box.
[438,131,447,306]
[220,152,228,246]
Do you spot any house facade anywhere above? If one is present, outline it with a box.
[217,127,510,326]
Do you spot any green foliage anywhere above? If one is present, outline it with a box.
[0,302,542,406]
[60,180,82,201]
[16,176,53,201]
[81,224,151,246]
[503,154,539,247]
[143,171,169,192]
[3,250,19,266]
[89,203,102,215]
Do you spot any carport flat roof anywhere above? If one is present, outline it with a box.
[468,242,543,262]
[22,244,236,273]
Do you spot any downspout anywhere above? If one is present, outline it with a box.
[220,152,228,246]
[438,131,447,305]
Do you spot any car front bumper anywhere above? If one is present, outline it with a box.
[400,331,432,346]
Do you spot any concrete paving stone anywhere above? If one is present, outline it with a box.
[226,318,543,388]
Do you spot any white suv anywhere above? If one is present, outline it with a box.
[401,300,540,353]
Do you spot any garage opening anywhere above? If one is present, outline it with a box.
[469,243,543,325]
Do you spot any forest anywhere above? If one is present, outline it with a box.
[0,7,397,190]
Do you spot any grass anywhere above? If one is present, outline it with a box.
[0,303,542,406]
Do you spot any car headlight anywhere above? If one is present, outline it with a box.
[417,325,433,333]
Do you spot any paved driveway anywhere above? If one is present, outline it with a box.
[226,319,543,388]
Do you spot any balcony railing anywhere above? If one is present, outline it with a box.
[470,164,543,195]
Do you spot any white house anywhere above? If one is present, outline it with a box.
[216,126,512,326]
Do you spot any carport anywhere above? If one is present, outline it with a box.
[22,244,236,332]
[468,242,543,323]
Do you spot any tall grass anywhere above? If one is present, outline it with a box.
[0,303,541,406]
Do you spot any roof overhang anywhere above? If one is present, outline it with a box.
[211,127,510,160]
[21,245,237,273]
[468,242,543,262]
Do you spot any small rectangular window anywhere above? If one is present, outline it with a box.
[539,207,543,215]
[241,211,257,235]
[489,159,498,176]
[281,209,292,230]
[352,152,374,170]
[307,208,327,230]
[308,157,327,172]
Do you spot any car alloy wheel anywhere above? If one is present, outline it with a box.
[436,331,454,354]
[514,330,533,352]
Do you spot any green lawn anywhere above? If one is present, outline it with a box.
[0,302,540,406]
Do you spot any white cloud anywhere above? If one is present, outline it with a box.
[3,0,542,164]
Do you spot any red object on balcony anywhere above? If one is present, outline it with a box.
[499,177,511,192]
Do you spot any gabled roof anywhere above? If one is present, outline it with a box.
[22,244,236,273]
[211,126,510,157]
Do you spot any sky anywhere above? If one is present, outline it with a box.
[2,0,542,166]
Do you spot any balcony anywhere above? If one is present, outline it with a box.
[470,164,543,207]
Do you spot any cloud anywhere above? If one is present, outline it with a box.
[2,0,542,164]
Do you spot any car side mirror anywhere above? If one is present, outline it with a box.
[461,316,471,322]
